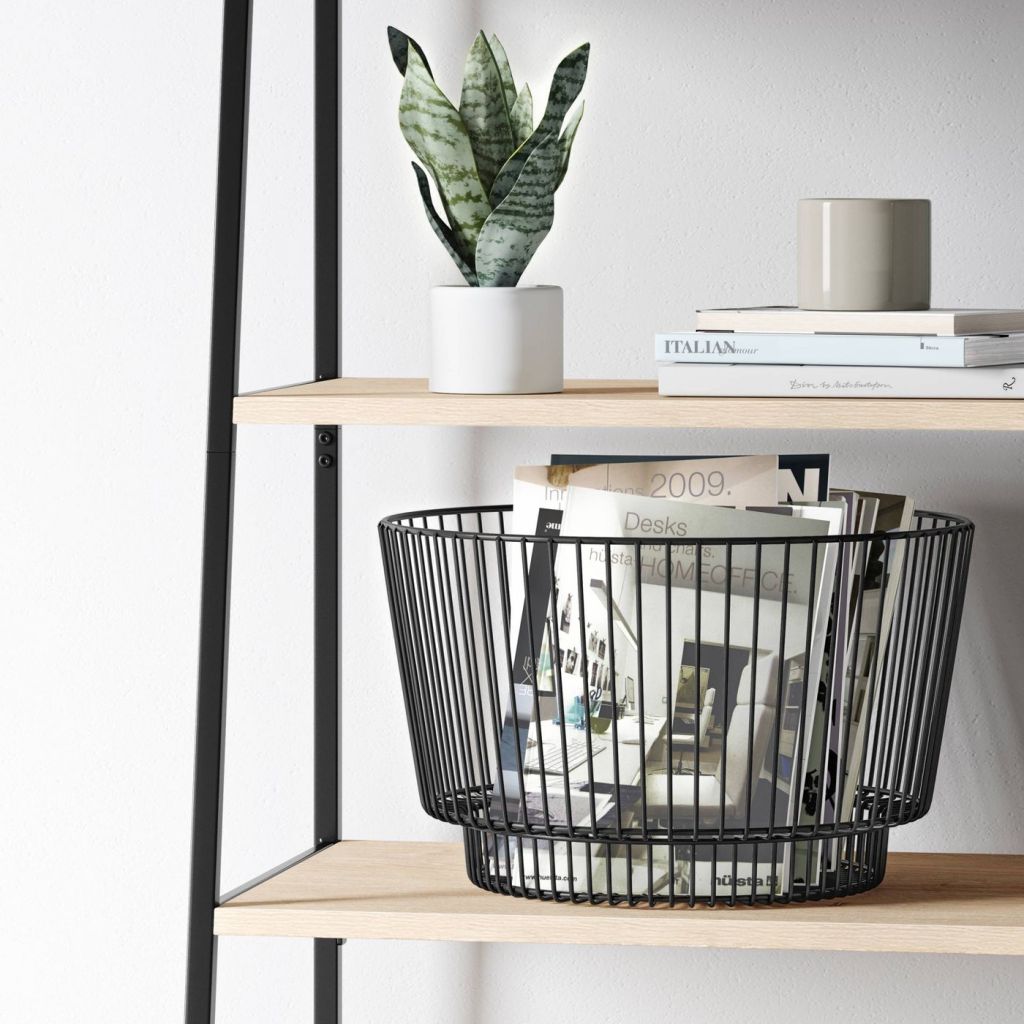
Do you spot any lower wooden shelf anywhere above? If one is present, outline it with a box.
[214,840,1024,956]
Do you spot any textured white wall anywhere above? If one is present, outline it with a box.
[3,0,1024,1021]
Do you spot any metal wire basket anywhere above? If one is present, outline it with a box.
[380,505,973,906]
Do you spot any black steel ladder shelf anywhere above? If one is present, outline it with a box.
[183,3,1024,1022]
[184,1,340,1021]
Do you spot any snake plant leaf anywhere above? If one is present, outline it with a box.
[399,44,492,257]
[509,83,534,146]
[459,32,516,195]
[387,25,432,78]
[555,101,584,189]
[475,130,560,287]
[487,33,518,113]
[410,162,478,285]
[488,42,589,208]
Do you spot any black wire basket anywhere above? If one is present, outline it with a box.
[379,505,973,906]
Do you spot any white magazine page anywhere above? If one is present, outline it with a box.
[523,488,833,897]
[500,457,780,800]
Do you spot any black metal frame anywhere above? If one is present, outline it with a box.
[184,1,340,1021]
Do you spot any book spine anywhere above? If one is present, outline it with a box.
[655,332,968,367]
[657,364,1024,398]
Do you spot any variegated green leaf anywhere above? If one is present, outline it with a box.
[410,162,478,285]
[555,101,584,189]
[488,42,589,208]
[509,83,533,146]
[487,34,518,113]
[399,45,492,257]
[387,25,432,78]
[475,130,560,287]
[459,33,515,195]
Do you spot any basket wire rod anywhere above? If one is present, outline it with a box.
[434,533,479,821]
[693,543,704,842]
[880,529,923,830]
[907,529,956,811]
[413,530,464,816]
[811,539,843,855]
[402,531,450,813]
[743,543,764,844]
[452,535,496,829]
[394,530,446,812]
[544,540,578,850]
[909,527,950,805]
[491,539,532,893]
[630,541,657,904]
[832,535,873,895]
[894,530,937,825]
[411,530,463,815]
[423,532,467,814]
[571,540,598,901]
[897,529,941,826]
[380,530,431,811]
[920,529,972,812]
[603,542,624,841]
[518,540,552,838]
[766,542,792,902]
[657,543,672,896]
[832,534,873,842]
[471,535,514,831]
[849,533,892,840]
[600,543,620,898]
[690,543,703,907]
[864,539,902,830]
[885,531,927,828]
[789,539,820,901]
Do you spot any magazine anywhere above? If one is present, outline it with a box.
[549,453,831,504]
[501,457,781,794]
[502,486,841,897]
[838,492,915,822]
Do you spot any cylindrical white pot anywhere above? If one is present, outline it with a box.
[429,285,563,394]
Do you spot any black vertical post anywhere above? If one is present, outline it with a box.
[313,1,341,1023]
[185,1,253,1022]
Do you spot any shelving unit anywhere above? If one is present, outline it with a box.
[234,376,1024,430]
[214,841,1024,957]
[185,3,1023,1023]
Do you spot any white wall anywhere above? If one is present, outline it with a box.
[3,0,1023,1021]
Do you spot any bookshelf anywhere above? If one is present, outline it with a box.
[186,2,1022,1019]
[215,841,1024,956]
[233,377,1024,431]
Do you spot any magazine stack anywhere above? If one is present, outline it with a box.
[379,455,975,905]
[656,306,1024,397]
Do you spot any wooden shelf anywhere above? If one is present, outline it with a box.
[214,840,1024,956]
[232,378,1024,430]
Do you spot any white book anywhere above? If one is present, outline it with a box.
[654,331,1024,368]
[694,306,1024,336]
[658,363,1024,398]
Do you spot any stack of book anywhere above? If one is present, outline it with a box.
[656,306,1024,398]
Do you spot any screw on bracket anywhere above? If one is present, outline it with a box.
[318,454,334,468]
[317,431,334,445]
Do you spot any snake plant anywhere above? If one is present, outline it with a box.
[388,27,589,286]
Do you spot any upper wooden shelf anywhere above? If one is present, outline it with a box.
[214,840,1024,956]
[232,378,1024,430]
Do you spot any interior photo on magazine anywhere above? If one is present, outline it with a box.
[488,455,855,899]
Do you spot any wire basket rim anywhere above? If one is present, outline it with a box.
[379,503,974,547]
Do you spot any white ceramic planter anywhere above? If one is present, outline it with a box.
[429,285,563,394]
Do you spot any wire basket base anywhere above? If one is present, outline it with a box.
[463,826,889,906]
